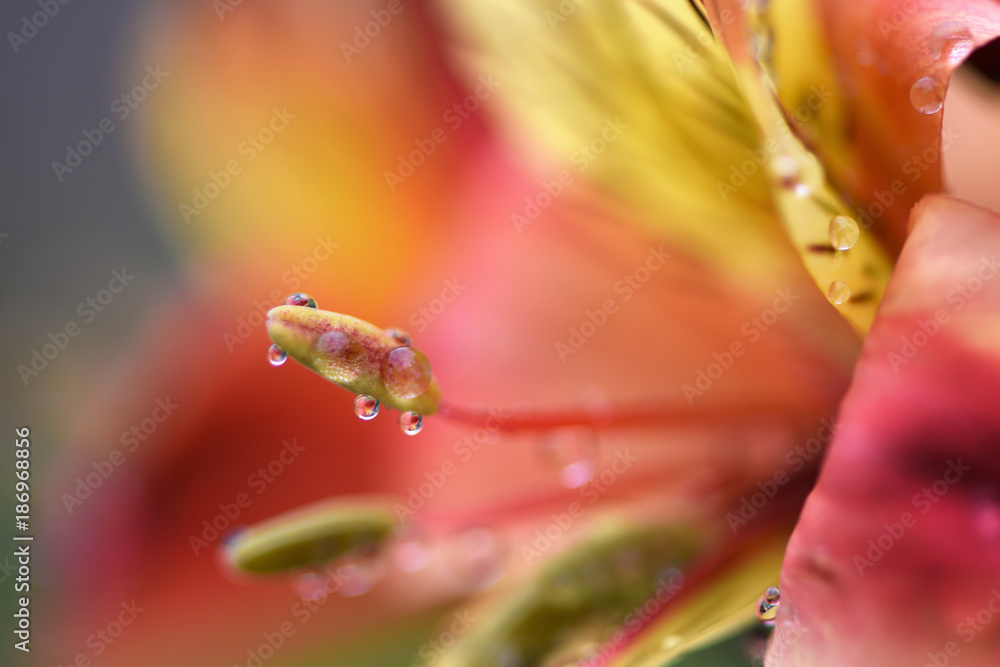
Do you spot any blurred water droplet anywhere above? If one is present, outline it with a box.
[384,328,412,346]
[828,280,851,305]
[756,585,780,626]
[399,411,423,435]
[354,395,379,421]
[856,38,876,67]
[447,527,506,590]
[930,21,974,64]
[793,182,812,198]
[383,346,433,399]
[975,496,1000,540]
[268,344,287,366]
[285,293,317,308]
[333,559,383,597]
[910,76,944,114]
[770,154,801,190]
[538,427,600,488]
[293,571,330,601]
[393,525,432,572]
[661,634,683,650]
[828,215,861,250]
[493,645,525,667]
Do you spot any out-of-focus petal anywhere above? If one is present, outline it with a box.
[711,0,1000,252]
[437,0,805,292]
[769,195,1000,666]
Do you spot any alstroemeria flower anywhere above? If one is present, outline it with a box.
[43,0,1000,665]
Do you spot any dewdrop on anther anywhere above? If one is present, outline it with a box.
[385,328,412,346]
[284,293,318,308]
[354,395,380,421]
[268,344,287,366]
[399,411,423,435]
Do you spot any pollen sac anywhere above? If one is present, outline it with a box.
[223,497,397,574]
[266,305,442,415]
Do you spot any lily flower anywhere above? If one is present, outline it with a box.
[41,0,1000,665]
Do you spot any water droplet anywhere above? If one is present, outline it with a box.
[910,76,944,114]
[770,154,801,190]
[293,570,330,601]
[354,395,379,420]
[793,182,812,198]
[385,328,412,346]
[856,38,876,67]
[538,427,599,488]
[828,280,851,305]
[828,215,861,250]
[756,585,780,626]
[399,411,423,435]
[332,559,383,597]
[393,525,432,572]
[268,344,287,366]
[661,634,683,650]
[382,347,433,399]
[284,293,317,308]
[446,527,506,590]
[929,21,974,64]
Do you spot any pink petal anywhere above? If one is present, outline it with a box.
[770,194,1000,666]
